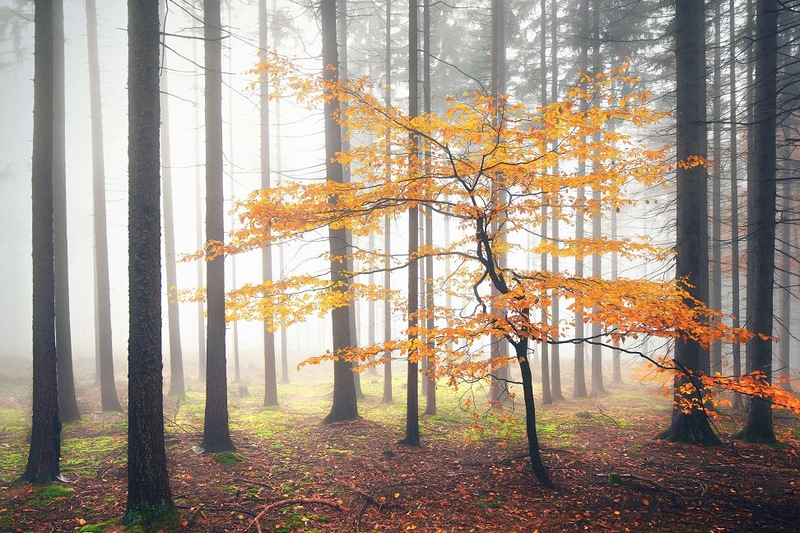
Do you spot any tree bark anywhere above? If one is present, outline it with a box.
[322,0,359,423]
[123,0,176,523]
[259,0,279,407]
[201,0,234,452]
[664,0,719,445]
[740,0,777,443]
[382,0,393,405]
[160,0,185,399]
[21,0,62,484]
[86,0,121,412]
[53,0,80,424]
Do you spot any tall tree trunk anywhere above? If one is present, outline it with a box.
[538,0,552,405]
[423,0,436,415]
[160,0,185,398]
[22,0,61,484]
[663,0,719,445]
[259,0,279,406]
[573,0,589,399]
[740,0,777,443]
[53,0,80,423]
[123,0,176,523]
[589,0,605,397]
[400,0,421,445]
[201,0,234,452]
[729,0,743,411]
[194,26,206,383]
[382,0,393,405]
[710,0,723,376]
[86,0,121,411]
[322,0,359,423]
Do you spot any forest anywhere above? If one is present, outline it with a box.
[0,0,799,531]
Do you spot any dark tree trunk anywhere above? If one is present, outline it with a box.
[53,0,80,424]
[663,0,720,445]
[514,333,552,486]
[123,0,176,524]
[589,0,605,398]
[740,0,777,443]
[86,0,121,412]
[21,0,62,484]
[382,0,393,405]
[729,0,743,411]
[259,0,279,407]
[399,0,420,446]
[160,0,185,399]
[573,0,589,399]
[321,0,358,423]
[710,0,723,377]
[201,0,234,452]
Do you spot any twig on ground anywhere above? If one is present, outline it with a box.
[251,498,349,533]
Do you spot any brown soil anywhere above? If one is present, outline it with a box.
[1,380,799,532]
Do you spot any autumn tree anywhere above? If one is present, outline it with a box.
[124,0,176,524]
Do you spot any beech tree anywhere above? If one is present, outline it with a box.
[212,50,792,484]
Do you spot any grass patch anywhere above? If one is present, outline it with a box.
[26,484,75,507]
[213,451,244,465]
[61,435,126,477]
[78,519,119,532]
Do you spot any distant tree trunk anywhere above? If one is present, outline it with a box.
[609,118,622,386]
[709,0,723,376]
[53,0,80,424]
[21,0,61,484]
[194,28,206,383]
[86,0,121,411]
[382,0,393,405]
[589,0,605,397]
[729,0,743,411]
[322,0,358,423]
[423,0,436,416]
[160,0,185,398]
[123,0,176,523]
[663,0,720,445]
[539,0,552,406]
[400,0,421,445]
[739,0,777,443]
[573,0,589,399]
[259,0,279,406]
[201,0,234,452]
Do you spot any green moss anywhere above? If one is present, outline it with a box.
[213,451,244,464]
[27,485,75,507]
[121,502,180,532]
[608,472,622,485]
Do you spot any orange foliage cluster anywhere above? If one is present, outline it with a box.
[183,52,795,415]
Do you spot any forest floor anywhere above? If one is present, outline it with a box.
[1,357,799,532]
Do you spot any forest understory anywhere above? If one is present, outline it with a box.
[1,357,799,533]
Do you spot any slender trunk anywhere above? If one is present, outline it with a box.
[322,0,358,422]
[86,0,121,411]
[53,0,80,423]
[400,0,421,446]
[539,0,551,404]
[194,26,206,383]
[710,0,723,376]
[259,0,279,406]
[160,0,185,398]
[201,0,234,452]
[382,0,393,404]
[730,0,743,411]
